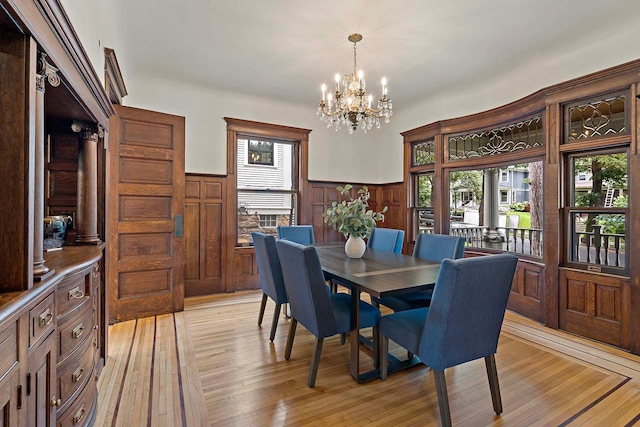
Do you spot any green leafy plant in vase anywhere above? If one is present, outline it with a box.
[322,184,388,258]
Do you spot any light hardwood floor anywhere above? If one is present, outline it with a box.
[96,291,640,426]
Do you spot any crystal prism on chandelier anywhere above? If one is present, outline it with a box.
[317,33,392,134]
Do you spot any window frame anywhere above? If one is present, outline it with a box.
[562,147,629,275]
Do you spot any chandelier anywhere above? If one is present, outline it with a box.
[317,34,392,134]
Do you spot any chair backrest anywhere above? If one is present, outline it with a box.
[418,254,518,371]
[367,228,405,254]
[412,233,465,262]
[277,225,316,245]
[276,240,337,338]
[252,232,287,304]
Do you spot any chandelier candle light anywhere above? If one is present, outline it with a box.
[317,34,392,134]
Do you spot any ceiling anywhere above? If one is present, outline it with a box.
[110,0,640,110]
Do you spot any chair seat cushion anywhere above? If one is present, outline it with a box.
[379,307,430,354]
[330,293,381,334]
[376,290,433,312]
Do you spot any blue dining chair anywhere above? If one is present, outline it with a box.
[378,254,519,427]
[375,233,465,312]
[252,232,288,342]
[276,225,315,245]
[276,239,381,388]
[367,228,405,254]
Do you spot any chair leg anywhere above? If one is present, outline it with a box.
[380,334,389,380]
[372,326,379,369]
[340,333,346,345]
[433,370,452,427]
[307,338,324,388]
[485,354,503,414]
[284,319,297,360]
[258,293,268,326]
[269,304,282,342]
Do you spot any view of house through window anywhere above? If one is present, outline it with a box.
[566,150,627,273]
[441,161,544,257]
[236,137,297,245]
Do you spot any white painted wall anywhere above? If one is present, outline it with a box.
[120,73,390,182]
[59,2,640,186]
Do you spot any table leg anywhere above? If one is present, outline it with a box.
[350,288,361,381]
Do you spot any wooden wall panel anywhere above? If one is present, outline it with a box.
[559,268,629,348]
[308,181,405,245]
[184,175,226,296]
[46,133,80,242]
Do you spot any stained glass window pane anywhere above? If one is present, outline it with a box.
[448,116,543,160]
[567,95,626,142]
[412,140,435,166]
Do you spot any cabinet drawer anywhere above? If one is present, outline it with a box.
[57,335,94,411]
[56,265,93,317]
[56,376,96,427]
[29,292,55,348]
[58,298,94,362]
[0,320,18,379]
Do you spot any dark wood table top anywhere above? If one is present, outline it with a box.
[314,244,440,298]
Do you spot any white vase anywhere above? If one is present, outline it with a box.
[345,235,366,258]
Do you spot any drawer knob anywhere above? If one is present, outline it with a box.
[50,396,61,408]
[39,308,53,327]
[68,287,85,300]
[72,323,85,339]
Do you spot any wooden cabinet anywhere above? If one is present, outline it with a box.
[27,330,56,427]
[0,317,20,426]
[1,0,113,424]
[0,249,102,427]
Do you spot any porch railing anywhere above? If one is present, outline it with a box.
[422,225,543,257]
[572,225,625,267]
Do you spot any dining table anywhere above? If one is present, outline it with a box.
[313,243,441,383]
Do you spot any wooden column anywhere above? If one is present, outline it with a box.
[72,122,102,244]
[34,54,59,280]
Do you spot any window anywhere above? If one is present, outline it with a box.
[565,150,627,274]
[236,138,296,245]
[247,140,274,166]
[500,170,508,182]
[258,214,277,228]
[225,118,309,248]
[411,173,434,237]
[448,160,543,257]
[578,173,587,181]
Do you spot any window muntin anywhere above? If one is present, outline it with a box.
[236,138,297,245]
[258,214,277,228]
[448,116,543,160]
[566,94,626,142]
[565,150,628,273]
[447,161,543,257]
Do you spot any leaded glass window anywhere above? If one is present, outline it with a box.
[448,116,543,160]
[412,139,435,166]
[566,94,626,142]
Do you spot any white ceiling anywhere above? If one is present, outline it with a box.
[110,0,640,110]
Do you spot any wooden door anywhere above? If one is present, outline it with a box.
[107,106,185,322]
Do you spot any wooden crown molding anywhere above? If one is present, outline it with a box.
[104,47,128,105]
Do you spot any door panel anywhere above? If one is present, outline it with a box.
[108,106,185,322]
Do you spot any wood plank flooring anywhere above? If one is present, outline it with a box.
[96,291,640,426]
